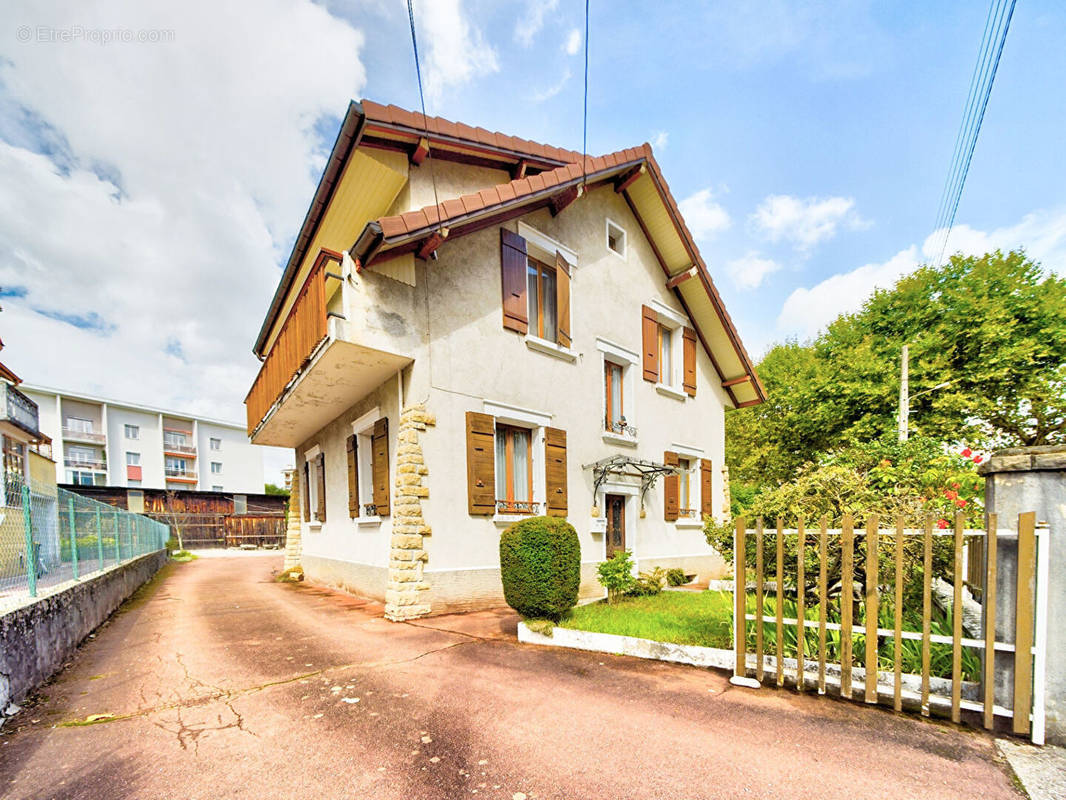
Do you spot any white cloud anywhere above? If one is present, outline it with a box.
[650,131,668,151]
[777,207,1066,339]
[564,28,582,55]
[0,0,368,483]
[751,194,867,250]
[418,0,499,103]
[679,188,732,240]
[726,252,781,290]
[515,0,559,47]
[532,68,571,103]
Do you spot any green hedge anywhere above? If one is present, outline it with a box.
[499,516,580,620]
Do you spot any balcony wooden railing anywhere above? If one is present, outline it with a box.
[245,255,334,435]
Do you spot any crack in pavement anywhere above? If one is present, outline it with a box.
[53,638,478,729]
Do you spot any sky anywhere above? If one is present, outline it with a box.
[1,1,1064,485]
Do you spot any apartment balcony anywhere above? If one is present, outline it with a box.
[165,468,198,483]
[2,383,41,438]
[245,252,413,447]
[62,426,106,445]
[64,457,107,471]
[163,442,197,457]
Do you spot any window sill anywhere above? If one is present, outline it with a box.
[525,335,577,363]
[656,383,687,401]
[306,521,322,531]
[602,431,637,448]
[674,518,702,529]
[355,515,382,527]
[493,513,533,526]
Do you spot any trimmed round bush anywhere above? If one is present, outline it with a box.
[499,516,580,620]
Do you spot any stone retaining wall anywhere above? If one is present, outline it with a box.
[0,550,167,715]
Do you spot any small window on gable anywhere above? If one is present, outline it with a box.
[606,219,626,258]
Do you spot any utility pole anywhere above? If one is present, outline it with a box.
[898,344,909,443]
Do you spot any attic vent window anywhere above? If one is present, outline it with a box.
[606,219,626,258]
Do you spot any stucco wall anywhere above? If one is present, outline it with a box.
[293,174,731,610]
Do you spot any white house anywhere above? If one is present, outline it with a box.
[246,100,765,619]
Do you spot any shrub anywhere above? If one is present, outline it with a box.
[499,516,580,620]
[597,550,636,604]
[165,536,179,554]
[627,567,666,597]
[666,567,688,586]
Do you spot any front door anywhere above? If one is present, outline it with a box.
[605,494,626,559]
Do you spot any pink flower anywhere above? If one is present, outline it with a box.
[961,448,973,458]
[952,482,960,489]
[937,519,949,529]
[955,499,967,508]
[944,490,957,501]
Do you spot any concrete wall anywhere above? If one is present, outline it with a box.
[0,550,167,712]
[980,445,1066,745]
[293,171,730,612]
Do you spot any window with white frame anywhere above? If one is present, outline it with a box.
[677,457,696,518]
[210,437,221,451]
[66,417,93,433]
[495,424,534,514]
[125,424,139,439]
[212,484,223,492]
[482,399,550,519]
[304,446,322,522]
[211,461,222,474]
[606,219,627,258]
[68,445,96,464]
[126,451,141,466]
[597,338,640,442]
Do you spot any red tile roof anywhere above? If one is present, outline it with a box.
[361,100,584,165]
[375,146,649,240]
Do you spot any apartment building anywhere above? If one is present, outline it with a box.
[23,386,266,493]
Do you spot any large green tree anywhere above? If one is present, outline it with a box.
[728,249,1066,492]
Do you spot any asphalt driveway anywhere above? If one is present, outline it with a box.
[0,555,1021,799]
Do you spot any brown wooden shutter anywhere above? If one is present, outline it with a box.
[466,412,496,515]
[663,450,679,521]
[700,458,713,517]
[316,453,326,522]
[371,418,389,517]
[642,305,659,382]
[302,461,310,522]
[545,427,568,517]
[683,326,697,396]
[555,251,572,348]
[501,229,528,333]
[346,434,359,518]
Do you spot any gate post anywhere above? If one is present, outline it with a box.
[980,445,1066,744]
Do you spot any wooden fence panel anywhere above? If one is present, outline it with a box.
[1013,511,1036,736]
[731,512,1044,742]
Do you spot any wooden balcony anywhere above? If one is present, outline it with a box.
[245,250,413,447]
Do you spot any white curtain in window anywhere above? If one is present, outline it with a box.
[661,327,673,385]
[512,429,530,502]
[609,366,622,426]
[542,269,557,341]
[495,431,507,500]
[527,264,538,329]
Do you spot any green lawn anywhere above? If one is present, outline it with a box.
[558,590,734,649]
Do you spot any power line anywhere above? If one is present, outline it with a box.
[582,0,589,190]
[930,0,1017,266]
[406,0,441,232]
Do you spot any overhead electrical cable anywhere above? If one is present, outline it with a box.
[406,0,442,234]
[929,0,1017,266]
[582,0,589,190]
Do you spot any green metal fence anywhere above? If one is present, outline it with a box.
[1,471,169,608]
